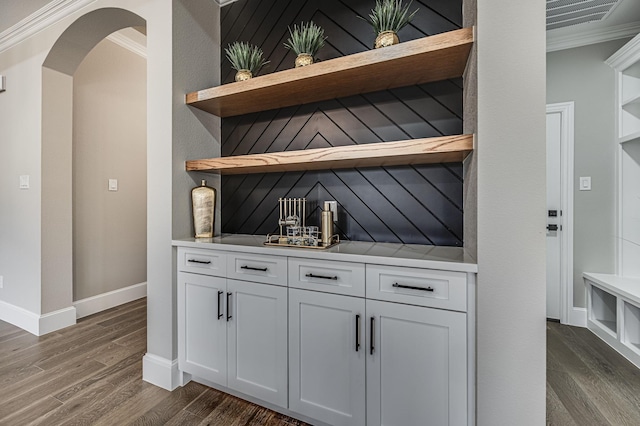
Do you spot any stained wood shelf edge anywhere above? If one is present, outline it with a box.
[186,27,474,117]
[185,134,474,175]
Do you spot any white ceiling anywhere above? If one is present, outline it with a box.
[547,0,640,45]
[547,0,622,31]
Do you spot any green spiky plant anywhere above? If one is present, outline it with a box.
[362,0,419,34]
[225,41,269,75]
[283,21,327,57]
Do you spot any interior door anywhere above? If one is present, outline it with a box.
[546,110,562,320]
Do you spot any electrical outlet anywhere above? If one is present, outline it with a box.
[326,201,338,220]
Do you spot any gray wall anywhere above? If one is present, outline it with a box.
[547,38,630,308]
[0,0,52,33]
[475,0,547,423]
[72,38,147,301]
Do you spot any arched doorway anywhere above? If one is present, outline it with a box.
[41,8,147,319]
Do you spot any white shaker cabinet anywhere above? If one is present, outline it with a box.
[177,272,227,385]
[288,288,366,426]
[227,279,288,408]
[175,238,477,426]
[366,299,468,426]
[177,249,288,409]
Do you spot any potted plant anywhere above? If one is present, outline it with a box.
[225,41,269,82]
[362,0,419,49]
[284,21,327,68]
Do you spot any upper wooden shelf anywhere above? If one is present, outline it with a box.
[186,27,474,118]
[185,134,473,175]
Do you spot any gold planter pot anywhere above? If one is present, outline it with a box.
[374,31,399,49]
[295,53,314,68]
[235,69,252,82]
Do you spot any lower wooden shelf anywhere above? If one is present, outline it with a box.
[186,134,473,175]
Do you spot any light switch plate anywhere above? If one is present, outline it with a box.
[19,175,29,189]
[108,179,118,191]
[579,176,591,191]
[0,275,3,289]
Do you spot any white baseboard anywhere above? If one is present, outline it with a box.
[0,300,40,335]
[39,306,76,335]
[74,282,146,319]
[568,307,587,328]
[142,353,181,391]
[0,300,76,336]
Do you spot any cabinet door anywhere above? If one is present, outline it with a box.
[289,288,366,426]
[227,279,288,408]
[177,272,227,385]
[366,300,467,426]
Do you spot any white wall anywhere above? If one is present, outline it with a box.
[547,39,629,307]
[475,0,547,424]
[73,38,147,301]
[41,67,74,314]
[0,0,176,363]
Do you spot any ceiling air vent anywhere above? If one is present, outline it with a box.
[546,0,622,30]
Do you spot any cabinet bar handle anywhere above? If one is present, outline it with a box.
[355,314,360,352]
[392,283,434,292]
[188,259,211,264]
[305,273,338,280]
[217,291,223,320]
[241,265,268,272]
[226,292,232,321]
[370,316,375,355]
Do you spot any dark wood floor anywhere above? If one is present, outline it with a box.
[547,321,640,425]
[0,298,308,426]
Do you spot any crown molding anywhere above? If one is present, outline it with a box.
[605,32,640,69]
[547,21,640,52]
[0,0,97,54]
[107,31,146,58]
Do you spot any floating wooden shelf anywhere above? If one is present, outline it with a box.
[186,28,473,117]
[186,134,473,175]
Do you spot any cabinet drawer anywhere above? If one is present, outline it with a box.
[177,247,226,277]
[227,252,287,286]
[366,265,467,312]
[288,258,365,297]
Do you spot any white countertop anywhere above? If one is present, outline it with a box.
[173,234,478,273]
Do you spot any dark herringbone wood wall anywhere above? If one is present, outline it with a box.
[220,0,464,246]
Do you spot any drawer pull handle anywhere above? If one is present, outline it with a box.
[355,314,360,352]
[241,265,268,272]
[392,283,434,292]
[370,316,375,355]
[305,273,338,280]
[188,259,211,265]
[226,292,232,321]
[217,291,223,320]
